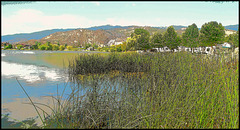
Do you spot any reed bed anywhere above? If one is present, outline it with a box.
[21,52,239,128]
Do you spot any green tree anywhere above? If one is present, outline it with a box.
[200,21,225,47]
[163,26,179,50]
[182,23,199,48]
[226,32,239,48]
[45,42,52,50]
[150,32,164,48]
[35,41,41,49]
[131,28,150,50]
[92,43,98,49]
[31,45,38,50]
[67,46,73,50]
[115,44,122,52]
[4,44,12,49]
[16,44,23,50]
[121,42,127,52]
[126,35,139,51]
[59,45,65,51]
[84,43,91,49]
[39,45,46,50]
[52,44,59,51]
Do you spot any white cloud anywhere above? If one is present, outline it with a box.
[2,9,147,35]
[2,9,92,35]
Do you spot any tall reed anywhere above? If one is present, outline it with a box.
[21,51,239,128]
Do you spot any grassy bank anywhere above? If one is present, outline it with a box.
[16,52,239,128]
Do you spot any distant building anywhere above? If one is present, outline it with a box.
[87,47,94,51]
[225,30,236,36]
[1,42,10,49]
[107,39,115,46]
[181,27,187,30]
[99,44,105,47]
[115,42,123,45]
[107,39,123,46]
[163,46,170,52]
[222,42,231,48]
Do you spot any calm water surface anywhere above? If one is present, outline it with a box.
[1,50,108,127]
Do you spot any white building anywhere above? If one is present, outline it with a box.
[184,47,191,52]
[99,44,105,47]
[163,46,171,52]
[222,42,231,48]
[107,39,115,46]
[115,42,123,45]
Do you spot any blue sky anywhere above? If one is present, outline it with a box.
[1,1,239,35]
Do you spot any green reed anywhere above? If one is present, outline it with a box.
[18,51,238,128]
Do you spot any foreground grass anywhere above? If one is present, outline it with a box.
[15,52,239,128]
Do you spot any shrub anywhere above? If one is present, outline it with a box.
[67,46,73,50]
[52,44,59,51]
[17,45,23,50]
[39,45,46,50]
[59,45,65,51]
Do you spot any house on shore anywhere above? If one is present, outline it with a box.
[222,42,231,48]
[106,38,124,46]
[1,42,10,49]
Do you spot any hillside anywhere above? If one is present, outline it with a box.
[20,26,167,46]
[2,24,238,45]
[1,29,77,43]
[224,24,239,31]
[0,25,185,44]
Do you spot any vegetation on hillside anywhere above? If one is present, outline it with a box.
[2,21,239,52]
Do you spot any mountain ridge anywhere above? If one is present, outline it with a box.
[2,24,238,44]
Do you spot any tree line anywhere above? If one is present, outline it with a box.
[2,21,239,52]
[123,21,239,52]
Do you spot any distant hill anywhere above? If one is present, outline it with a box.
[224,24,238,31]
[2,24,238,44]
[153,25,187,30]
[19,26,167,46]
[1,25,134,44]
[1,29,77,43]
[86,24,134,31]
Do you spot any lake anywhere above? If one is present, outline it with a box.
[1,50,108,127]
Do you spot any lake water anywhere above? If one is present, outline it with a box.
[1,50,108,127]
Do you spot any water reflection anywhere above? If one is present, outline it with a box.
[1,50,80,127]
[2,61,66,84]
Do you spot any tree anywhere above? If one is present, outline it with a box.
[150,32,164,48]
[52,44,59,51]
[182,23,199,48]
[4,44,12,49]
[121,42,127,52]
[131,28,150,50]
[226,32,239,48]
[59,45,65,51]
[84,43,91,49]
[92,43,98,49]
[126,35,140,51]
[35,41,41,49]
[67,46,73,50]
[163,26,179,50]
[45,42,52,50]
[200,21,225,47]
[39,45,46,50]
[16,44,23,50]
